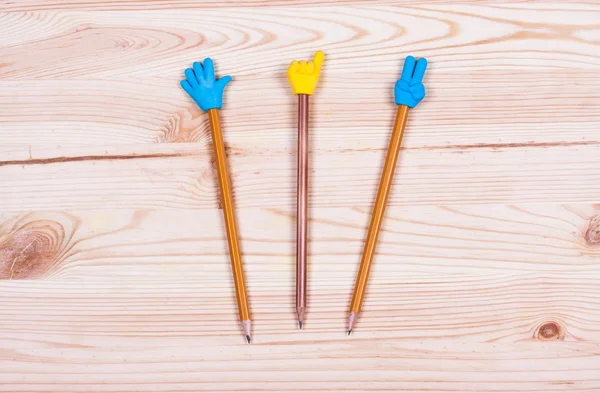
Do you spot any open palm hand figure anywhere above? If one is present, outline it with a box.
[394,56,427,108]
[181,58,232,112]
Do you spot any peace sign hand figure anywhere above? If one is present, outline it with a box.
[287,51,324,95]
[394,56,428,108]
[181,58,232,112]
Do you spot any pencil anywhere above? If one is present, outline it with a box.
[287,51,324,328]
[180,58,251,343]
[348,105,408,334]
[348,56,428,334]
[208,109,252,343]
[296,94,309,328]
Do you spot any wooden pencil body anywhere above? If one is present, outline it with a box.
[296,94,309,324]
[207,109,251,323]
[350,105,410,314]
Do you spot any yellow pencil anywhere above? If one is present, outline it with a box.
[181,58,252,343]
[348,56,428,334]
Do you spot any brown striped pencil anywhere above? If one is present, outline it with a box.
[296,93,309,327]
[287,50,324,328]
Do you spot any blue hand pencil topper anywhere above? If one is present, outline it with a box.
[394,56,427,108]
[180,58,232,111]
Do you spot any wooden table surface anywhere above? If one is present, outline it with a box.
[1,1,600,392]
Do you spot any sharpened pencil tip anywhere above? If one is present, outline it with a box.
[347,330,352,336]
[298,320,303,329]
[246,335,251,344]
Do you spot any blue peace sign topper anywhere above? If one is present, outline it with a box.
[394,56,428,108]
[181,58,232,112]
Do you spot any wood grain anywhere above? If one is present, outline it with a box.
[1,1,600,392]
[4,0,596,12]
[2,72,600,148]
[1,142,600,211]
[1,206,600,391]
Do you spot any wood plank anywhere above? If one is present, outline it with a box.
[2,5,600,80]
[1,71,599,148]
[1,205,600,390]
[1,142,599,211]
[1,339,598,392]
[2,205,599,282]
[2,0,591,12]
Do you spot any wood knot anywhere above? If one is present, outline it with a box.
[535,322,564,341]
[584,215,600,246]
[0,219,71,279]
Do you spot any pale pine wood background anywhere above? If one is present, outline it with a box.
[1,1,600,392]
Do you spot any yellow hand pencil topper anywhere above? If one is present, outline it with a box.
[287,51,324,95]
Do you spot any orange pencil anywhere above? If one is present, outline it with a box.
[348,56,428,334]
[181,58,252,343]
